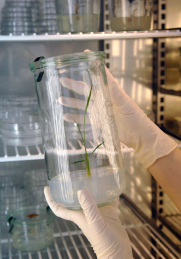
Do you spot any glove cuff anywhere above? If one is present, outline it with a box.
[135,129,178,169]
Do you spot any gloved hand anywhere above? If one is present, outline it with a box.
[106,67,177,168]
[44,186,134,259]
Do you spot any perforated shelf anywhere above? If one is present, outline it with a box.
[0,134,180,163]
[0,195,180,259]
[0,135,134,162]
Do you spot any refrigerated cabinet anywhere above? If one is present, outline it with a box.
[0,0,181,258]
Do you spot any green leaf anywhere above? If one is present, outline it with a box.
[71,117,84,143]
[85,84,93,117]
[70,160,85,165]
[84,85,93,142]
[91,141,104,155]
[71,84,93,177]
[84,85,93,174]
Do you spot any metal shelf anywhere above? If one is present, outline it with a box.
[0,134,180,163]
[0,30,181,42]
[159,194,181,245]
[0,136,134,163]
[160,87,181,97]
[0,195,180,259]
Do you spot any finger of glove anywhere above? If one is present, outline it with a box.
[57,96,92,111]
[110,80,140,115]
[60,78,92,97]
[44,186,86,228]
[105,66,116,86]
[78,190,105,227]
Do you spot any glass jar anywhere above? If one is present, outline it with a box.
[7,205,55,252]
[108,0,153,31]
[54,0,101,33]
[29,51,126,210]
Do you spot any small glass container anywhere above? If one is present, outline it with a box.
[108,0,153,31]
[7,205,55,252]
[1,111,42,146]
[29,51,126,210]
[54,0,101,33]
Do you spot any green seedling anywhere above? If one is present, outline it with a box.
[71,84,104,177]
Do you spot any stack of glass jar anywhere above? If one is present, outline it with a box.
[0,95,42,146]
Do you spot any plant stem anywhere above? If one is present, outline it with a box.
[71,84,104,178]
[83,84,93,176]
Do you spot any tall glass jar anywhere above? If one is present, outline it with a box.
[29,51,126,210]
[54,0,101,33]
[108,0,153,31]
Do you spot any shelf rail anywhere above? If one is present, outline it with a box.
[0,30,181,42]
[0,134,180,163]
[0,137,133,162]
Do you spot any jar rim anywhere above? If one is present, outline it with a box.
[7,205,55,226]
[29,51,106,71]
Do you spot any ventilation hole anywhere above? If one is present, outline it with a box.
[161,42,165,48]
[161,51,165,57]
[160,79,164,85]
[106,14,109,20]
[162,14,165,19]
[106,53,110,59]
[160,70,165,76]
[160,191,163,196]
[160,106,164,111]
[161,61,165,66]
[106,4,108,10]
[161,24,165,30]
[162,4,166,10]
[106,24,109,30]
[106,44,110,49]
[160,115,164,121]
[160,97,164,103]
[106,63,110,68]
[159,208,163,213]
[159,200,163,205]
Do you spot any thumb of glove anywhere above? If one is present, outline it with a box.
[78,190,105,227]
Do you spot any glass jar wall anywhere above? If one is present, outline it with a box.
[30,51,126,210]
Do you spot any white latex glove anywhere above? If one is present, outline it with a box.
[106,67,177,169]
[44,186,134,259]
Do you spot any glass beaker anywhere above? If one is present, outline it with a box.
[108,0,153,31]
[54,0,101,33]
[29,51,126,210]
